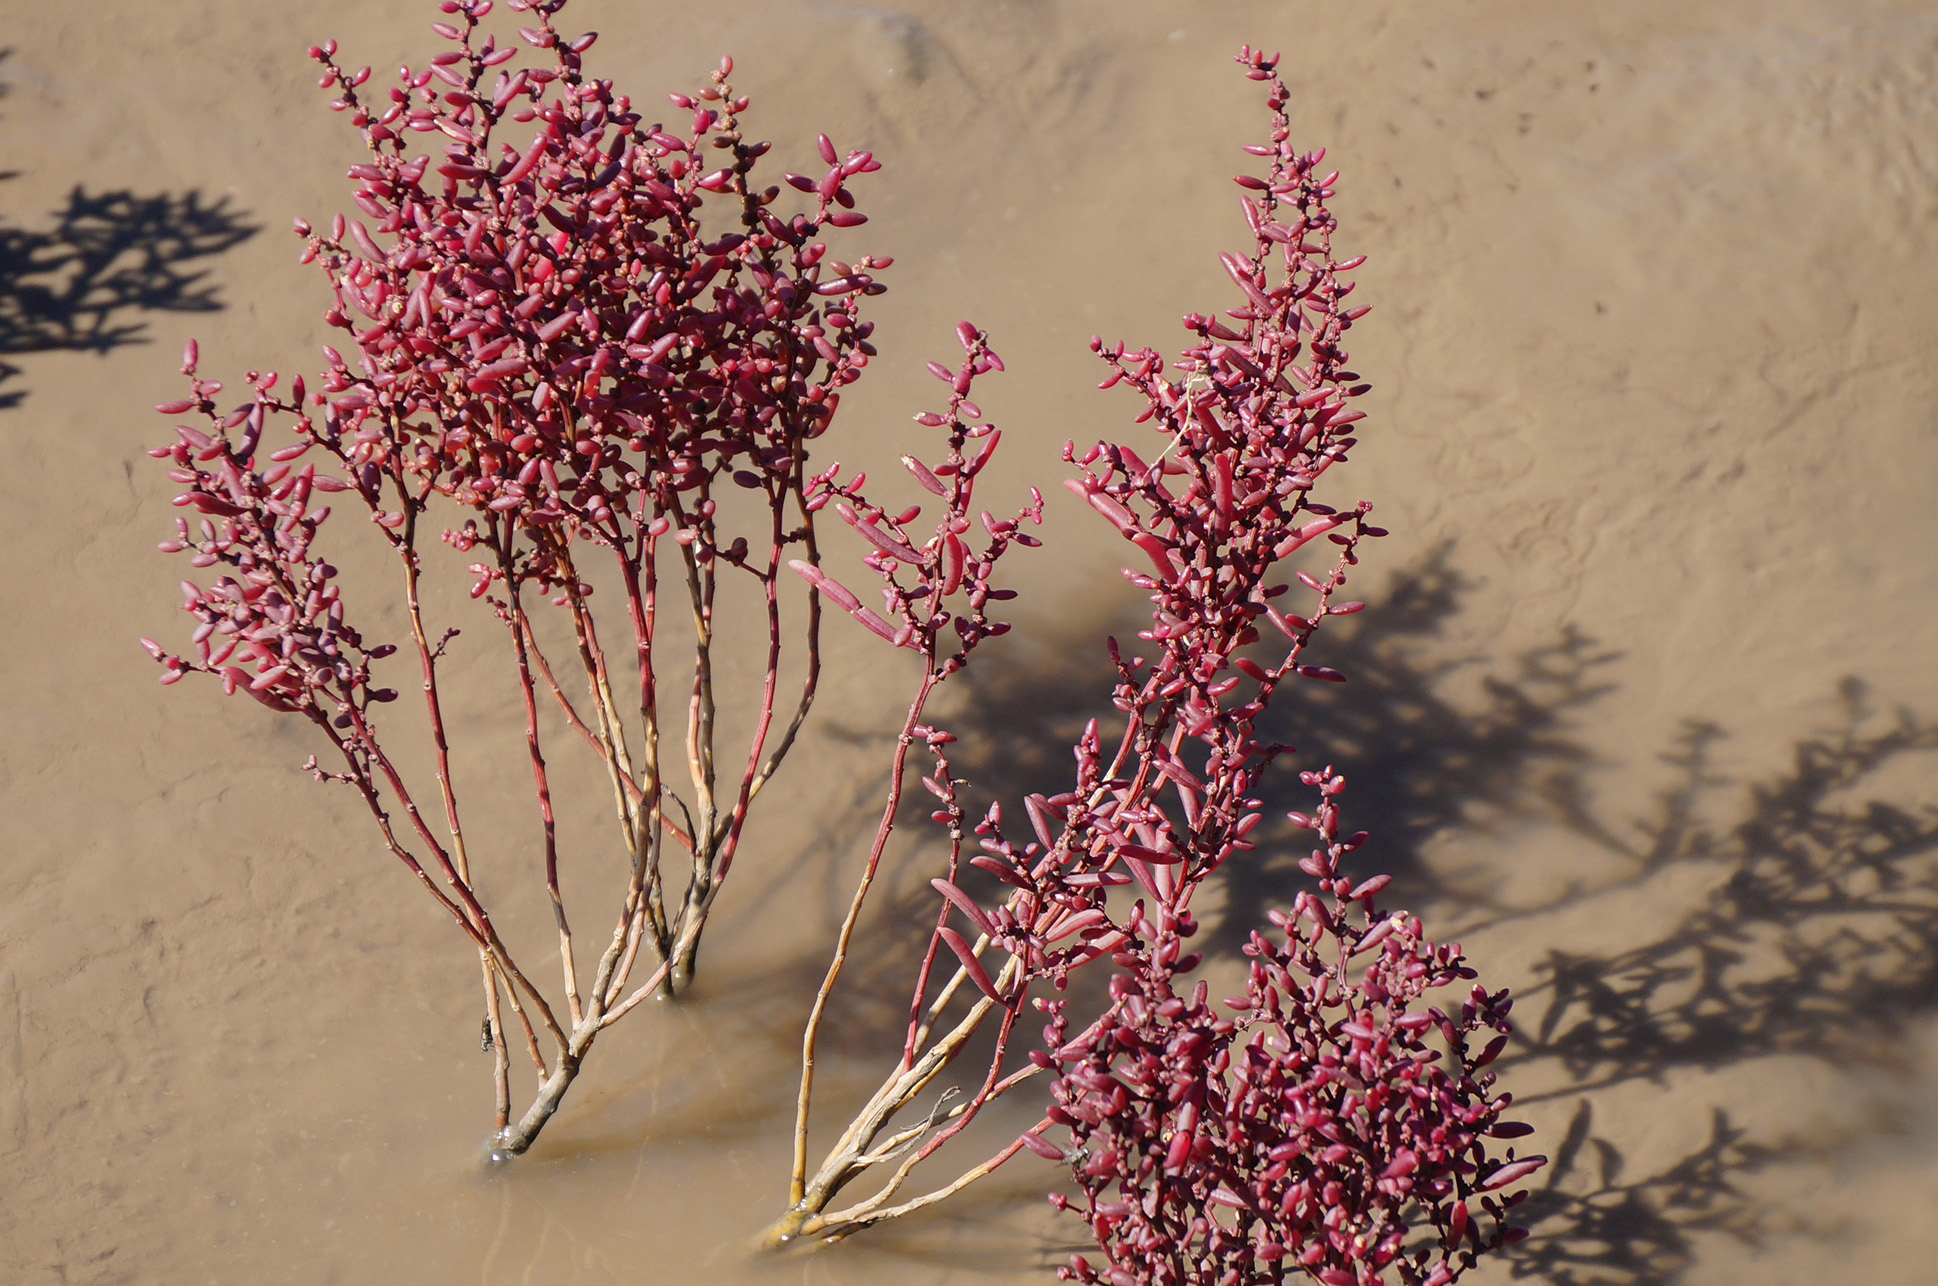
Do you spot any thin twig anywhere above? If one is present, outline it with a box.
[789,672,938,1204]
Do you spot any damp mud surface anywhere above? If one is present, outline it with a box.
[4,2,1936,1282]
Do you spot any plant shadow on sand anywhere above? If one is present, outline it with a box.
[0,52,258,409]
[0,184,257,408]
[1495,682,1938,1285]
[923,547,1938,1284]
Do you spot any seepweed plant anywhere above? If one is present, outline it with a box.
[140,0,894,1155]
[765,48,1543,1282]
[141,1,1540,1279]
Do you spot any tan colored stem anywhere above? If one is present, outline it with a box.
[789,672,937,1205]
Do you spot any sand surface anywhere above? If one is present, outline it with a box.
[4,1,1936,1282]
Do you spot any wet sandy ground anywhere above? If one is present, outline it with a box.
[4,1,1936,1282]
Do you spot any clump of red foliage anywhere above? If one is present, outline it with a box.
[141,0,897,1154]
[1020,48,1542,1286]
[1041,767,1536,1286]
[774,43,1542,1277]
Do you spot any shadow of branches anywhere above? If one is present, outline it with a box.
[1520,685,1938,1092]
[0,169,257,406]
[1509,1100,1775,1286]
[1495,680,1938,1283]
